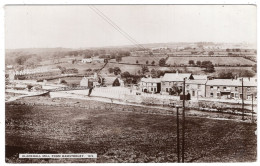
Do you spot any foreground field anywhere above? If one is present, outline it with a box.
[6,98,256,163]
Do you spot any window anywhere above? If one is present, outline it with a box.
[198,85,201,89]
[235,87,238,91]
[186,85,189,89]
[217,86,220,90]
[223,86,226,90]
[192,90,195,96]
[247,87,251,91]
[151,88,153,91]
[210,93,214,97]
[154,88,157,92]
[217,92,220,97]
[210,86,213,90]
[166,88,168,92]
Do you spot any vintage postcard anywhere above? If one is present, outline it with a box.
[4,4,257,163]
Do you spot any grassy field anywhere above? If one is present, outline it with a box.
[102,63,255,76]
[166,57,255,66]
[110,56,167,65]
[6,97,256,163]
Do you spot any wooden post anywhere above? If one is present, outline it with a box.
[177,107,180,163]
[182,78,185,163]
[242,78,244,121]
[252,94,254,123]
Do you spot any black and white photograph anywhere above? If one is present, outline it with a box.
[3,3,257,163]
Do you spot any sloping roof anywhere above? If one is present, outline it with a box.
[186,79,207,85]
[141,77,161,83]
[104,76,118,85]
[207,79,257,87]
[193,75,207,80]
[162,73,192,82]
[206,79,241,86]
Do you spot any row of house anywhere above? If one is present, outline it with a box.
[139,72,257,100]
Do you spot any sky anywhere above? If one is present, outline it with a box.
[5,5,257,49]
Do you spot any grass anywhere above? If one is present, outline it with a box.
[166,57,255,66]
[110,56,167,65]
[6,97,256,163]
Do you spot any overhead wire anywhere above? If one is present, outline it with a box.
[89,5,146,50]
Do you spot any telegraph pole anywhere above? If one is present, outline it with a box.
[182,78,185,163]
[252,94,254,123]
[242,78,244,121]
[176,107,180,163]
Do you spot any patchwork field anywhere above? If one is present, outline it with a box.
[166,57,255,66]
[6,97,256,163]
[110,56,167,65]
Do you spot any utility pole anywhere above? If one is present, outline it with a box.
[176,107,180,163]
[252,94,254,124]
[182,78,186,163]
[242,78,244,121]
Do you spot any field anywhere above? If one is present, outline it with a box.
[166,57,255,66]
[110,56,167,65]
[6,97,256,163]
[102,63,255,77]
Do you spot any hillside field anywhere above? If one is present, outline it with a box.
[6,98,256,163]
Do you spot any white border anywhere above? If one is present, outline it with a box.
[0,0,258,166]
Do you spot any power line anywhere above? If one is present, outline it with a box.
[91,6,145,50]
[89,5,146,50]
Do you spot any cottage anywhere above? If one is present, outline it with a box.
[140,77,161,93]
[205,78,257,100]
[161,73,193,95]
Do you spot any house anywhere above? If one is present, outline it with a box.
[205,78,257,100]
[103,76,124,87]
[185,79,207,99]
[140,77,161,93]
[161,72,193,94]
[80,77,89,86]
[82,58,92,63]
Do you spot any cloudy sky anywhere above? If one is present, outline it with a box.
[5,5,256,49]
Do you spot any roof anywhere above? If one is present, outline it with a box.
[206,79,241,86]
[141,77,161,83]
[206,79,257,87]
[162,73,192,82]
[193,75,207,80]
[103,76,118,85]
[186,79,207,85]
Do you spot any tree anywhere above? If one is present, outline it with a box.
[113,67,121,75]
[252,64,257,73]
[141,65,149,74]
[188,60,194,65]
[146,60,149,64]
[151,69,157,78]
[218,72,235,79]
[15,56,28,65]
[240,70,255,77]
[170,83,181,95]
[159,58,166,66]
[205,63,215,73]
[156,70,165,77]
[136,60,139,64]
[208,51,214,56]
[121,71,130,78]
[151,61,155,65]
[108,68,114,73]
[112,78,120,86]
[196,61,201,66]
[116,56,122,63]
